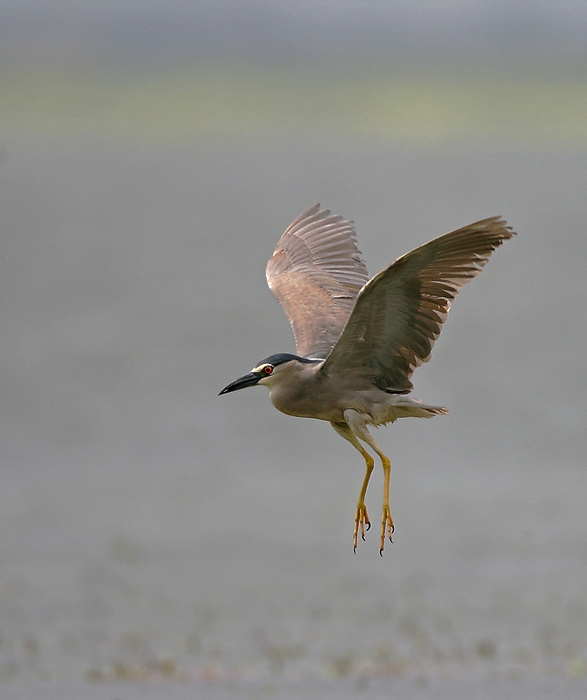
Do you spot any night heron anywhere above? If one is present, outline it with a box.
[220,205,515,554]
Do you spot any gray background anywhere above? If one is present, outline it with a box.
[1,2,586,697]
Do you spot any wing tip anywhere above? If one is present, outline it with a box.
[473,215,517,240]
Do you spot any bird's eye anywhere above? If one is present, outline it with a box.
[263,365,273,375]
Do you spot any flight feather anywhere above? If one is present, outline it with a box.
[321,216,515,392]
[266,204,369,358]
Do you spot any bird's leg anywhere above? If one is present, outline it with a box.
[364,445,394,555]
[379,453,394,555]
[354,451,374,550]
[342,410,394,555]
[331,421,375,551]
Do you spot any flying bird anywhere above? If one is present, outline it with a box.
[220,204,515,554]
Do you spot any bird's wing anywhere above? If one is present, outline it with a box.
[320,216,515,392]
[266,204,370,359]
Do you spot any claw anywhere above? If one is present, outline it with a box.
[380,504,395,554]
[353,502,371,552]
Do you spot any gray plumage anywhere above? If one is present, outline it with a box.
[221,204,515,554]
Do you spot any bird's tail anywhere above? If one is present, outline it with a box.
[398,401,449,419]
[379,395,449,423]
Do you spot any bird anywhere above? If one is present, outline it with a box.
[219,204,515,554]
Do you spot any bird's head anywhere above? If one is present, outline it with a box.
[218,353,316,395]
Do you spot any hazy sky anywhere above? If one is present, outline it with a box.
[2,1,587,77]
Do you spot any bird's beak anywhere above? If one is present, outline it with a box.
[218,371,261,395]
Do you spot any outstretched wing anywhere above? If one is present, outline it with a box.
[320,216,515,392]
[266,204,370,359]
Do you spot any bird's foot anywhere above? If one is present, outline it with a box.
[353,502,371,552]
[380,505,395,555]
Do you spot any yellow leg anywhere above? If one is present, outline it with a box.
[337,410,396,555]
[354,450,374,552]
[380,454,394,556]
[331,420,376,552]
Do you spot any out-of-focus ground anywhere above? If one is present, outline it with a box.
[1,2,586,698]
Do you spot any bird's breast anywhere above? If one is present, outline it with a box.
[264,367,335,420]
[269,382,339,421]
[268,370,373,423]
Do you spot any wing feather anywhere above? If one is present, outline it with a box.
[320,216,516,392]
[266,204,369,358]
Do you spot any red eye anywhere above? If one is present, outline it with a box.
[263,365,273,375]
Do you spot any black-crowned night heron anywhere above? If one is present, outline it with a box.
[220,205,515,554]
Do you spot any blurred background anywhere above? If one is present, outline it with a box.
[1,1,586,696]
